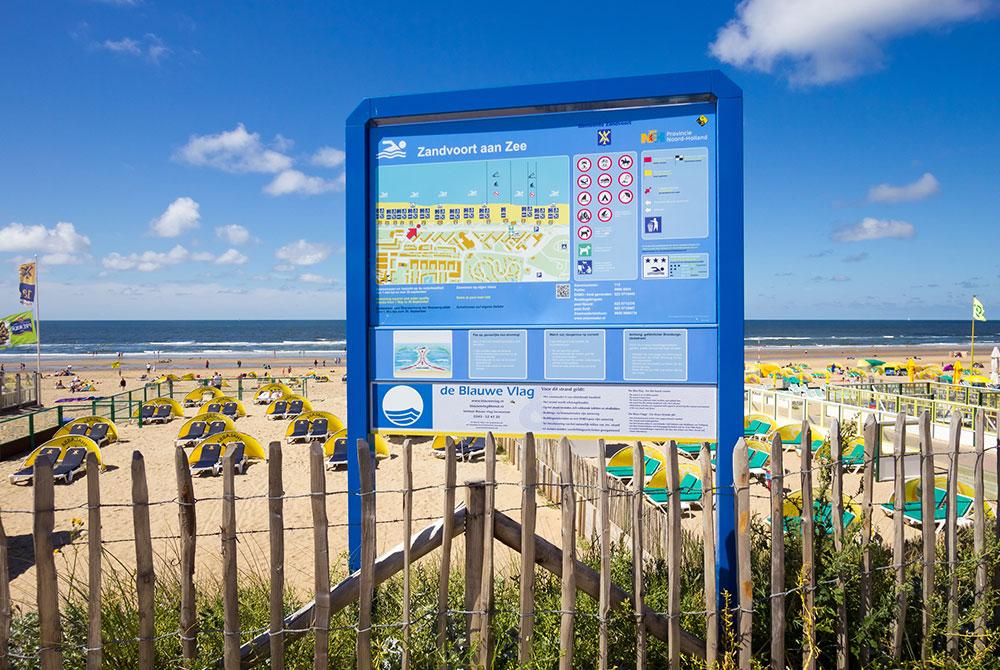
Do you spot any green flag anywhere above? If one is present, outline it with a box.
[0,311,37,349]
[973,296,987,322]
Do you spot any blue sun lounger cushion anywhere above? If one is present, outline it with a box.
[288,400,304,416]
[309,418,329,441]
[205,403,222,414]
[53,447,89,484]
[191,443,222,476]
[326,438,347,469]
[221,402,239,420]
[269,401,288,419]
[88,423,111,446]
[69,423,89,436]
[288,419,310,442]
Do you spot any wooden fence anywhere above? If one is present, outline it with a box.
[2,409,999,668]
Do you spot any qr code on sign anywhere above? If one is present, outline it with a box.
[555,283,570,299]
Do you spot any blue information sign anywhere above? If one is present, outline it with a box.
[346,71,743,603]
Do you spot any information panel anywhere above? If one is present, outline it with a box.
[369,103,720,438]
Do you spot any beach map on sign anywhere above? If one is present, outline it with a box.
[376,156,570,285]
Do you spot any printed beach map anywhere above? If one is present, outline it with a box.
[375,157,570,285]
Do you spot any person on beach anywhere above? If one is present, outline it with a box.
[237,360,242,368]
[119,377,126,390]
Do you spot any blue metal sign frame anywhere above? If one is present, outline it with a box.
[346,71,743,601]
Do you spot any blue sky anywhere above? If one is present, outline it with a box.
[1,0,998,320]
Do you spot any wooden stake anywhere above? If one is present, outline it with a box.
[478,433,497,668]
[33,459,61,670]
[559,437,576,670]
[85,453,102,670]
[310,443,330,669]
[437,437,457,667]
[701,442,717,668]
[401,439,412,670]
[974,409,987,651]
[267,442,285,670]
[465,481,485,654]
[175,446,198,664]
[734,438,751,670]
[920,410,935,662]
[829,420,848,670]
[666,441,681,670]
[633,441,647,670]
[519,433,537,666]
[0,513,8,670]
[859,416,877,667]
[946,412,961,658]
[800,423,816,670]
[769,433,785,670]
[221,452,239,670]
[891,411,908,660]
[357,440,376,670]
[132,452,155,670]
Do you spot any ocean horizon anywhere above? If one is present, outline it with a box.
[0,319,992,360]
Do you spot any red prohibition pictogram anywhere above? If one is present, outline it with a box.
[576,157,592,172]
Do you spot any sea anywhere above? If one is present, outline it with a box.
[0,319,995,360]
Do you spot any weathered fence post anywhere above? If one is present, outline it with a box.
[310,443,330,669]
[85,452,103,670]
[357,440,376,670]
[920,410,935,662]
[733,437,751,670]
[401,439,413,670]
[701,442,718,667]
[478,433,497,669]
[267,441,285,670]
[221,452,240,670]
[946,412,961,658]
[800,423,816,670]
[769,434,785,670]
[892,411,907,660]
[34,458,61,670]
[465,481,486,655]
[632,441,647,670]
[598,438,611,670]
[437,437,457,667]
[519,433,537,666]
[559,436,576,670]
[829,419,848,670]
[0,514,9,670]
[666,441,681,670]
[974,410,987,650]
[859,415,877,666]
[175,446,198,664]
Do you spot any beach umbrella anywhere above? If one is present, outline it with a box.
[183,385,224,407]
[758,363,780,376]
[862,359,885,367]
[967,375,991,386]
[137,396,184,417]
[992,347,999,384]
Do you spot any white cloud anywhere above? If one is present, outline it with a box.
[310,147,345,169]
[190,251,215,262]
[275,239,330,266]
[175,124,292,174]
[832,217,916,242]
[215,224,251,245]
[96,33,169,63]
[263,169,343,196]
[102,244,189,272]
[867,172,940,203]
[0,221,91,265]
[216,249,248,265]
[710,0,989,84]
[150,197,200,237]
[299,273,334,285]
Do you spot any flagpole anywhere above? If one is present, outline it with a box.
[972,300,976,372]
[33,255,41,379]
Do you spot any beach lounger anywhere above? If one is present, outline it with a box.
[287,400,304,417]
[458,437,485,461]
[287,418,310,444]
[748,448,770,474]
[9,447,62,485]
[309,418,329,442]
[221,402,239,421]
[842,442,865,473]
[53,447,88,484]
[190,443,222,476]
[644,472,703,509]
[268,401,288,420]
[676,441,717,457]
[206,420,227,437]
[326,438,347,469]
[68,423,90,436]
[176,421,207,447]
[607,455,660,480]
[205,403,222,414]
[881,488,973,531]
[139,405,156,421]
[87,422,111,446]
[147,405,172,424]
[782,500,856,535]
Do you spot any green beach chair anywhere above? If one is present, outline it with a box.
[841,442,865,472]
[781,500,856,535]
[606,455,660,480]
[644,472,703,508]
[747,448,770,472]
[743,420,762,437]
[881,488,974,530]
